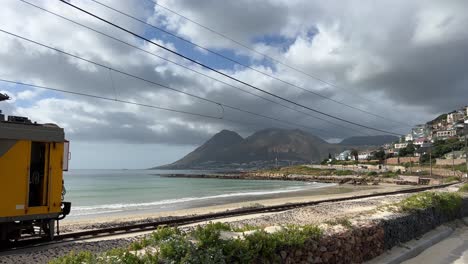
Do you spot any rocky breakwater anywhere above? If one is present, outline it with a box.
[162,172,371,184]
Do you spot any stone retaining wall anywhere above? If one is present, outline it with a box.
[436,158,466,166]
[276,197,468,264]
[386,157,420,165]
[279,224,384,263]
[412,166,464,177]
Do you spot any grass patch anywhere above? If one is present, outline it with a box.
[231,224,260,232]
[325,217,353,229]
[334,170,355,176]
[381,171,399,178]
[51,222,322,264]
[394,192,462,214]
[459,183,468,192]
[50,249,152,264]
[444,176,460,183]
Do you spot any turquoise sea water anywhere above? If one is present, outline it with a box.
[63,170,331,219]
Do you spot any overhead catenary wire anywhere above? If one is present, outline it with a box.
[17,0,370,136]
[0,78,222,119]
[0,78,331,135]
[142,0,412,127]
[59,0,403,136]
[90,0,411,128]
[0,29,336,135]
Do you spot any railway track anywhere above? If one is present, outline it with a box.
[0,182,458,253]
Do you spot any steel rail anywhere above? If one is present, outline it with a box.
[0,182,457,252]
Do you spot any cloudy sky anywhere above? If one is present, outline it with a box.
[0,0,467,169]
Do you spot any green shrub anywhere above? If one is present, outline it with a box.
[367,171,378,177]
[104,248,143,264]
[129,237,150,251]
[334,170,355,176]
[231,224,259,232]
[459,183,468,192]
[325,217,353,229]
[382,171,398,178]
[192,222,230,248]
[49,251,97,264]
[270,224,322,246]
[149,226,181,243]
[50,223,322,264]
[158,235,193,262]
[396,192,462,214]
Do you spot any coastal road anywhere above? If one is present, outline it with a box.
[402,225,468,264]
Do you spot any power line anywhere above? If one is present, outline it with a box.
[60,0,403,136]
[90,0,411,127]
[0,78,224,119]
[143,0,410,124]
[0,29,334,135]
[17,0,370,136]
[0,78,332,135]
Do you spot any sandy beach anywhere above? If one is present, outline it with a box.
[60,183,412,233]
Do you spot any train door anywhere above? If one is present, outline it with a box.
[28,142,49,207]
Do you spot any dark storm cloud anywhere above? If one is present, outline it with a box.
[1,0,467,146]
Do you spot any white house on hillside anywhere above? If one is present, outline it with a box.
[435,129,457,140]
[394,143,408,149]
[358,150,376,160]
[447,111,465,124]
[336,150,351,161]
[405,133,413,142]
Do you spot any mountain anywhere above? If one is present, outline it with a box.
[155,128,346,169]
[159,130,243,169]
[339,135,399,146]
[426,113,447,125]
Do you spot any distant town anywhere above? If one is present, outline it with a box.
[331,105,468,169]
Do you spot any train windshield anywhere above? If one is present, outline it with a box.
[63,140,70,171]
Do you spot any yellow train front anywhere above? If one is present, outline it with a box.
[0,114,71,242]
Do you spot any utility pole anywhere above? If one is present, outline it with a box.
[429,146,432,178]
[465,127,467,181]
[452,147,455,177]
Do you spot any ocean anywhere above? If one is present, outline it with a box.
[63,170,333,220]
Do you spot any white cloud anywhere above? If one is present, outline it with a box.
[0,0,466,154]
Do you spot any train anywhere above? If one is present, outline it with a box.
[0,112,71,242]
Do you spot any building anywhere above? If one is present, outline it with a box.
[405,133,413,142]
[383,143,392,150]
[435,129,457,140]
[420,142,432,148]
[385,148,396,155]
[415,146,430,157]
[394,143,408,149]
[413,137,429,146]
[444,151,466,159]
[412,124,431,139]
[336,150,351,161]
[447,111,465,124]
[358,150,376,160]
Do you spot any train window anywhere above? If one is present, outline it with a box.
[29,142,48,207]
[63,140,70,171]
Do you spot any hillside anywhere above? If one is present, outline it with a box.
[339,135,398,146]
[155,128,347,169]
